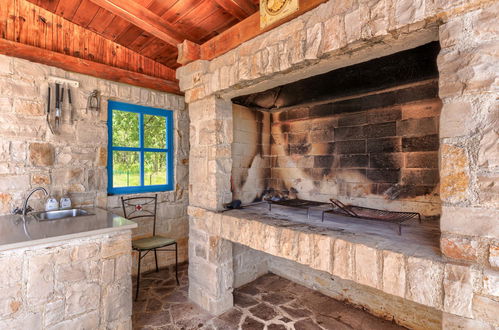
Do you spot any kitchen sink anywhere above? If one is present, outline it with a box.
[32,209,93,221]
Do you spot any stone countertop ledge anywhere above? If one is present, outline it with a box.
[0,207,137,252]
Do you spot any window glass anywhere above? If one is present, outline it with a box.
[112,151,140,187]
[112,110,139,147]
[144,152,167,186]
[144,114,166,149]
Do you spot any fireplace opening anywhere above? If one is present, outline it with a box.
[230,42,442,232]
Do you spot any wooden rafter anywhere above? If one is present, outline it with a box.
[0,38,181,94]
[213,0,257,21]
[88,0,191,46]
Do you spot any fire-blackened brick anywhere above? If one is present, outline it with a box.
[396,117,438,136]
[310,129,334,143]
[369,153,403,169]
[340,154,369,168]
[405,152,438,168]
[288,143,311,155]
[338,112,368,127]
[334,126,366,140]
[367,122,397,138]
[314,155,335,168]
[367,169,400,183]
[335,140,366,154]
[367,137,402,153]
[402,134,439,151]
[368,107,402,124]
[288,132,309,144]
[401,169,439,185]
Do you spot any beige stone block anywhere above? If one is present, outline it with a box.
[0,285,22,318]
[76,122,107,145]
[31,173,50,185]
[322,15,346,54]
[441,235,479,262]
[407,257,444,308]
[382,250,406,298]
[44,299,65,327]
[0,97,12,112]
[49,310,99,330]
[333,239,354,280]
[0,193,12,215]
[440,144,469,203]
[305,23,323,60]
[65,282,100,317]
[13,99,44,116]
[394,0,425,26]
[483,270,499,297]
[55,262,87,282]
[102,236,131,258]
[311,234,333,273]
[443,263,476,318]
[478,126,499,170]
[0,55,12,75]
[96,146,107,167]
[344,8,361,43]
[440,102,472,138]
[490,245,499,268]
[27,253,54,305]
[355,244,379,289]
[439,18,464,48]
[440,206,499,239]
[29,142,54,166]
[471,2,499,42]
[473,295,499,326]
[101,259,115,285]
[478,175,499,208]
[297,231,312,265]
[52,168,84,187]
[71,243,100,261]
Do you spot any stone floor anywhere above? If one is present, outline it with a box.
[132,265,406,330]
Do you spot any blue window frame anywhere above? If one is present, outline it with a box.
[107,100,174,194]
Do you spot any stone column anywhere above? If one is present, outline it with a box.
[188,96,233,211]
[177,61,235,314]
[437,2,499,265]
[188,215,233,314]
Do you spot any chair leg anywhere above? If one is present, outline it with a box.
[154,249,159,272]
[175,242,179,285]
[135,250,142,301]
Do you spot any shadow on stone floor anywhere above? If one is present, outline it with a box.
[132,265,406,330]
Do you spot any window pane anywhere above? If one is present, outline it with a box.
[144,114,166,149]
[112,110,139,147]
[113,151,140,187]
[144,152,167,186]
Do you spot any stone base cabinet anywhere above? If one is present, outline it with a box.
[0,231,133,330]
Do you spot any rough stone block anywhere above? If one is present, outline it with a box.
[333,239,354,280]
[382,250,406,297]
[102,235,131,258]
[29,142,54,166]
[443,263,475,317]
[440,144,469,203]
[483,270,499,297]
[27,253,54,305]
[440,101,472,138]
[407,257,444,309]
[490,245,499,268]
[473,295,499,326]
[440,206,499,239]
[441,236,478,261]
[355,244,379,288]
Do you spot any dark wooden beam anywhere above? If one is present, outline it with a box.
[213,0,257,20]
[200,0,328,60]
[88,0,191,47]
[0,38,182,95]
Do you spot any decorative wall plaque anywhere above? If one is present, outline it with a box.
[260,0,299,29]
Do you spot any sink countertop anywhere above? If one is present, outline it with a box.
[0,207,137,252]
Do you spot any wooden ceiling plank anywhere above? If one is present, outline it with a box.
[71,0,101,27]
[0,38,181,93]
[200,0,328,61]
[86,7,115,33]
[88,0,189,46]
[55,0,81,20]
[213,0,253,21]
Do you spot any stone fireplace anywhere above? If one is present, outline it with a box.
[177,1,498,329]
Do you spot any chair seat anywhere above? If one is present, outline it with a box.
[132,236,176,250]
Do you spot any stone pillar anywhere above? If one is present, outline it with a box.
[188,215,233,314]
[437,2,499,265]
[188,96,233,211]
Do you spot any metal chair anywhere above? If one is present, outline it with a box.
[121,194,179,300]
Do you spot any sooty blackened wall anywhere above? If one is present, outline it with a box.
[231,43,442,216]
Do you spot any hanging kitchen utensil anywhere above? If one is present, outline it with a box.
[67,87,74,125]
[46,85,54,134]
[55,83,61,129]
[86,90,100,113]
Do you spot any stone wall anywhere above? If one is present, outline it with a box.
[0,54,189,273]
[231,104,271,204]
[0,230,133,329]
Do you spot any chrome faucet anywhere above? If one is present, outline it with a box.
[12,187,49,216]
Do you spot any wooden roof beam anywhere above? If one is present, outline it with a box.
[214,0,257,21]
[88,0,192,47]
[0,38,181,94]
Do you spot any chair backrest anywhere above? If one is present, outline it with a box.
[121,195,158,236]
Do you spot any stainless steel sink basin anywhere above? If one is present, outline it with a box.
[32,209,93,221]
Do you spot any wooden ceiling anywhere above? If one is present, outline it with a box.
[30,0,259,69]
[0,0,328,94]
